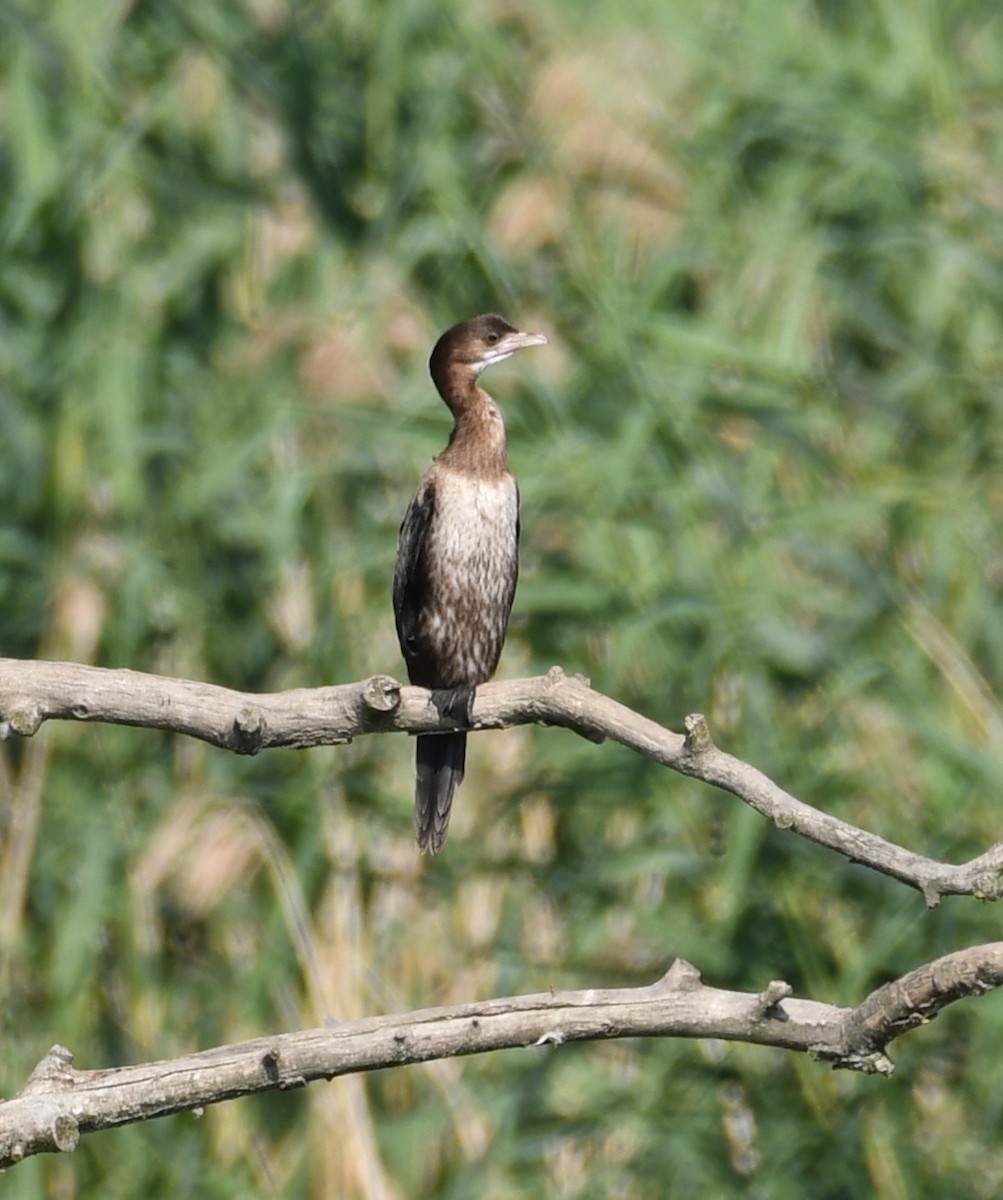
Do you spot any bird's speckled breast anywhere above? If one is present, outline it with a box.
[419,468,519,687]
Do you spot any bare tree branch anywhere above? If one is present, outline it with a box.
[3,945,1001,1170]
[1,658,1000,906]
[2,658,1001,1167]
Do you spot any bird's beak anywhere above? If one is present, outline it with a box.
[480,329,548,370]
[500,330,549,355]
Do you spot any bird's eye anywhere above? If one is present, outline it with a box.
[486,331,499,344]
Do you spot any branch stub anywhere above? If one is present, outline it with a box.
[52,1115,80,1154]
[362,675,402,713]
[683,713,714,755]
[6,705,43,738]
[231,707,266,755]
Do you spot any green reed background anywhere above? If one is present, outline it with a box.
[2,0,1003,1195]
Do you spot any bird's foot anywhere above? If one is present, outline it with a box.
[429,684,476,729]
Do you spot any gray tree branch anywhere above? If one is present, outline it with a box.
[3,945,1002,1170]
[1,657,1000,906]
[2,657,1002,1168]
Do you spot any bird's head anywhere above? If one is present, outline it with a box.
[430,313,548,386]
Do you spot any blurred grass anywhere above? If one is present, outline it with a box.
[2,0,1003,1195]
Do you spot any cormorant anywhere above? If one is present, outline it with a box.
[393,314,547,852]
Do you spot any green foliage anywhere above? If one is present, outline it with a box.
[2,0,1003,1195]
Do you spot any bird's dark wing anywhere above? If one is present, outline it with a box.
[392,478,435,681]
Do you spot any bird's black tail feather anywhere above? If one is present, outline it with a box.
[415,732,466,854]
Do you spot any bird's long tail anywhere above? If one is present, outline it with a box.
[414,732,467,854]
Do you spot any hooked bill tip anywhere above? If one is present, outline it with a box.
[502,330,548,354]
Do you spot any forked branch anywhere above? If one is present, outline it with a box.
[2,658,1002,1168]
[3,945,1002,1169]
[1,658,1000,906]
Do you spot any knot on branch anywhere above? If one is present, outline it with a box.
[230,707,266,755]
[362,675,402,714]
[812,1046,896,1075]
[20,1045,75,1096]
[261,1048,281,1084]
[260,1046,306,1089]
[540,665,605,742]
[683,713,714,756]
[754,980,793,1018]
[964,867,1003,904]
[655,959,702,992]
[2,703,44,738]
[52,1114,80,1154]
[545,665,593,692]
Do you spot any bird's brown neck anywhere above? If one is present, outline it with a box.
[433,366,509,480]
